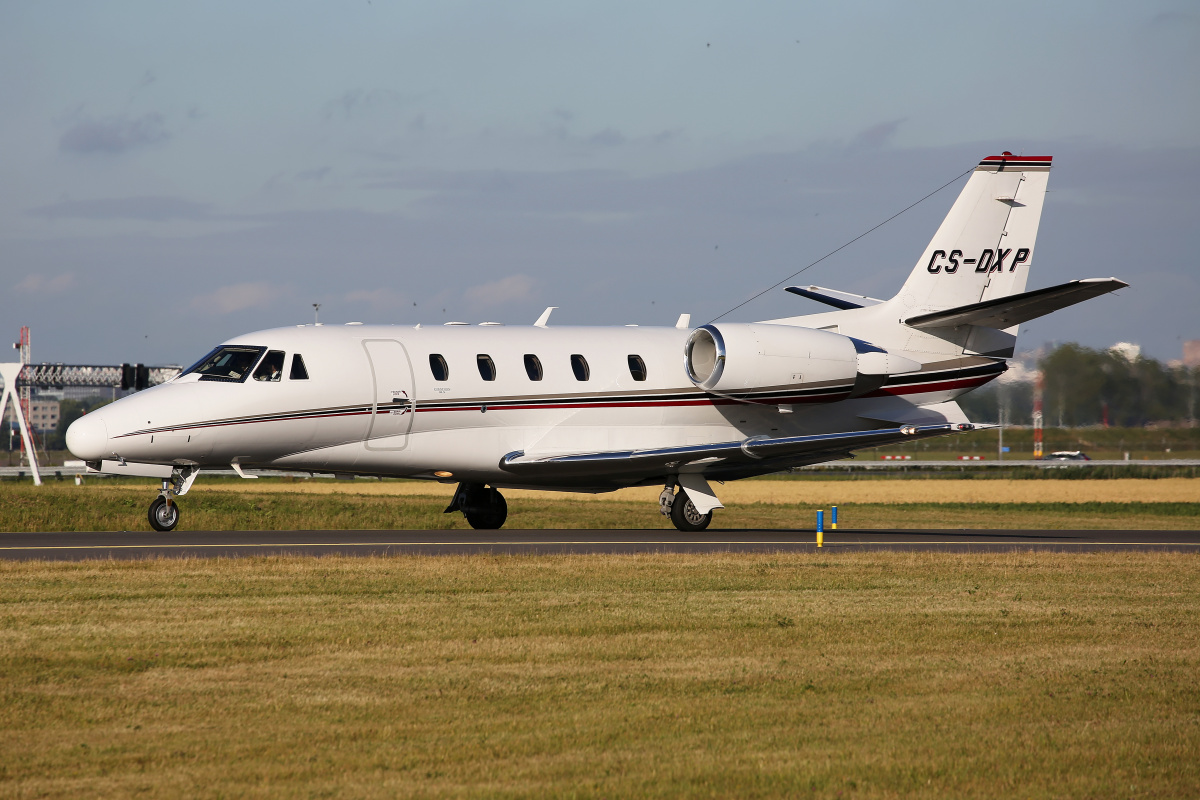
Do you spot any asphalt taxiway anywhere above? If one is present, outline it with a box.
[0,529,1197,560]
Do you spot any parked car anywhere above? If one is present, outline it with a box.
[1044,450,1091,461]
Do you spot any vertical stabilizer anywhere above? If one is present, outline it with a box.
[896,155,1051,313]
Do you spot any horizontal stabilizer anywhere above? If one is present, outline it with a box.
[785,285,884,310]
[904,278,1128,330]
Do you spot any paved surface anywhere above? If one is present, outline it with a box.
[1,529,1198,560]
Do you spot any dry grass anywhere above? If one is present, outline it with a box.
[1,552,1197,798]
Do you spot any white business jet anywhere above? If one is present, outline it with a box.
[67,154,1126,532]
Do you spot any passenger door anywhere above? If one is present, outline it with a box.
[362,339,415,451]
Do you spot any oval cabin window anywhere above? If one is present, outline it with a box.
[570,354,590,381]
[477,354,497,381]
[524,354,543,381]
[429,354,449,381]
[627,355,647,381]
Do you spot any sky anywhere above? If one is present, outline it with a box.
[1,0,1197,367]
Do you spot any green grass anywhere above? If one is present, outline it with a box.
[1,552,1198,798]
[2,483,1200,531]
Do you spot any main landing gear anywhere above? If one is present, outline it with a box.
[445,483,509,530]
[659,484,714,532]
[147,467,200,532]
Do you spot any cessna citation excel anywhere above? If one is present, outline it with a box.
[67,154,1126,532]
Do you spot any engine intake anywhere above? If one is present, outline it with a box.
[683,323,922,398]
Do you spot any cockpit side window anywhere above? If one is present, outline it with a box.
[253,351,286,382]
[289,353,309,380]
[186,346,267,383]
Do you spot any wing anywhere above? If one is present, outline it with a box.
[499,422,978,486]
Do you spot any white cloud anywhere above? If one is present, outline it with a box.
[464,274,535,309]
[16,273,76,293]
[190,282,277,314]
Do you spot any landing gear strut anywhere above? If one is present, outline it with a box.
[445,483,508,530]
[147,467,199,532]
[660,483,713,532]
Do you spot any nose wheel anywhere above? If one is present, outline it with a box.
[148,496,180,531]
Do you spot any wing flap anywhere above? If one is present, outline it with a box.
[904,278,1128,330]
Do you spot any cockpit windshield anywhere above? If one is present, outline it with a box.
[184,346,267,383]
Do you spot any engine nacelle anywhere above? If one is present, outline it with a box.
[683,323,922,397]
[684,323,858,394]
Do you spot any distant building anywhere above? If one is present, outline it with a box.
[1184,340,1200,369]
[5,397,60,434]
[1109,342,1141,361]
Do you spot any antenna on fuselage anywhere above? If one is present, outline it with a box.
[312,303,321,325]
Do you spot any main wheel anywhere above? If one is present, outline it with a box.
[670,493,712,532]
[148,496,180,531]
[463,487,508,530]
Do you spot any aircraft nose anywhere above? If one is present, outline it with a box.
[66,414,109,461]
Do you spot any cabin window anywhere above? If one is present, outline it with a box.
[429,354,449,381]
[253,350,286,382]
[477,354,497,381]
[570,354,590,381]
[524,354,543,381]
[185,345,266,383]
[627,355,647,381]
[289,353,309,380]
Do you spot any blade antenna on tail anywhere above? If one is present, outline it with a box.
[708,165,975,324]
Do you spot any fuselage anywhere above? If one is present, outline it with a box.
[67,321,1002,490]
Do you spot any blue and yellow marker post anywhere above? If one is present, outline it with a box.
[832,505,838,530]
[816,509,824,548]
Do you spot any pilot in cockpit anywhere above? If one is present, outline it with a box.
[253,350,285,382]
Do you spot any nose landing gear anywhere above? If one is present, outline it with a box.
[147,467,200,532]
[445,483,509,529]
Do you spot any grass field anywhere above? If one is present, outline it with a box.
[1,552,1197,798]
[2,478,1199,532]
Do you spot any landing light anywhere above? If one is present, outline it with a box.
[434,470,453,478]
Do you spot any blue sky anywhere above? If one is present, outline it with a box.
[2,1,1197,365]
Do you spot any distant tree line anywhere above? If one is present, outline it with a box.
[960,343,1199,427]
